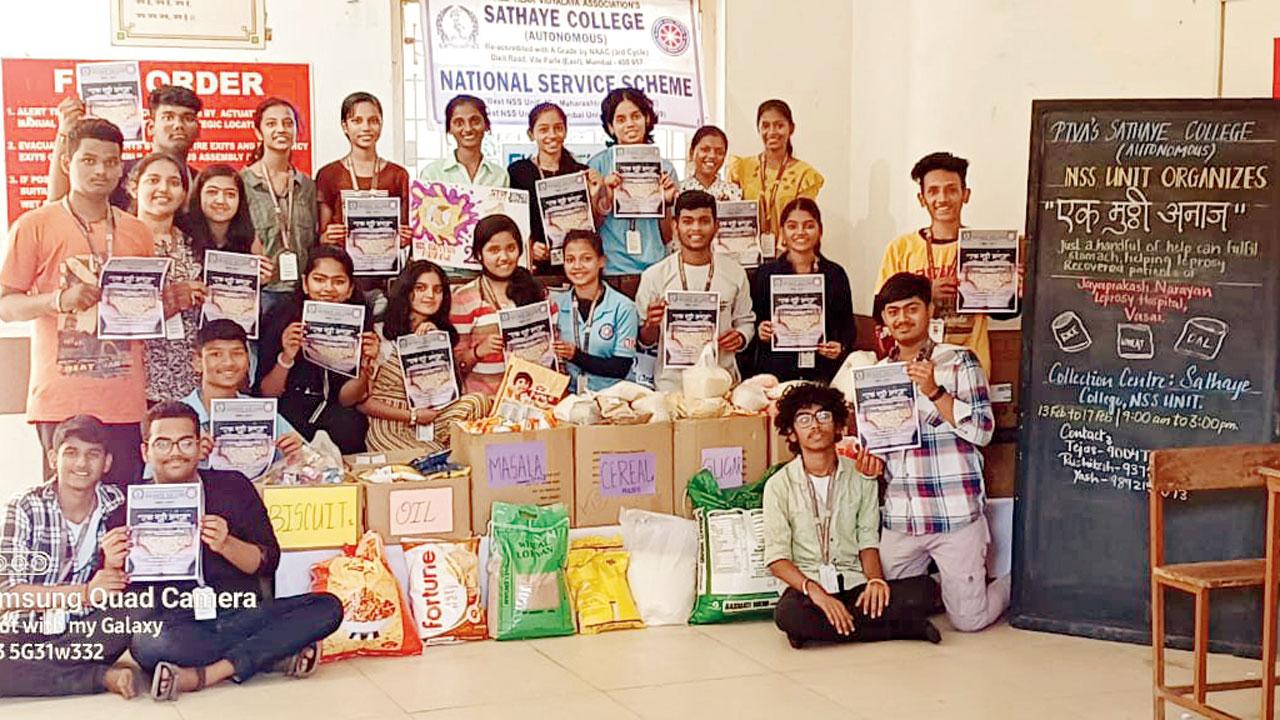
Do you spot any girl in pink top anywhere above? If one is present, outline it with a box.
[450,215,545,396]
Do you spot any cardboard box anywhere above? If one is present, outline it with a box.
[573,422,675,527]
[451,425,575,531]
[344,449,474,543]
[981,442,1017,499]
[672,415,771,518]
[988,330,1021,430]
[256,482,363,550]
[768,421,797,468]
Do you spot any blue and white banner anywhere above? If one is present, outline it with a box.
[423,0,705,128]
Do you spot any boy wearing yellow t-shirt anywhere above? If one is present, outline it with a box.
[876,152,1019,375]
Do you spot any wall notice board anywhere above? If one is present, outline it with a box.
[1014,99,1280,653]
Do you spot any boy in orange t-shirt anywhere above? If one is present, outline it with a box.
[0,119,156,486]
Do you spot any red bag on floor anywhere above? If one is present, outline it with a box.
[311,531,423,662]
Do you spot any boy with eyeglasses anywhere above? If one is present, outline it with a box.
[871,272,1009,632]
[110,402,341,700]
[763,383,940,648]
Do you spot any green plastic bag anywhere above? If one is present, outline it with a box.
[487,502,575,640]
[688,465,787,624]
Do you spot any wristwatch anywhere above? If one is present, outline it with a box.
[928,385,947,402]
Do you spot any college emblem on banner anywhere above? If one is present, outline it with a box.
[652,17,690,56]
[436,4,479,48]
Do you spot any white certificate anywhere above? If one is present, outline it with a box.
[76,61,144,142]
[536,171,595,265]
[852,363,922,454]
[398,331,460,410]
[209,398,277,480]
[957,229,1019,314]
[662,291,719,369]
[612,145,664,218]
[771,274,825,351]
[499,300,556,370]
[202,250,261,339]
[345,196,401,276]
[302,300,365,377]
[126,483,204,583]
[97,257,171,340]
[714,200,762,268]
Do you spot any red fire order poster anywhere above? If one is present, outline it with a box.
[2,58,312,225]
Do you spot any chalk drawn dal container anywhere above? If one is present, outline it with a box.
[1175,317,1229,361]
[1052,310,1092,353]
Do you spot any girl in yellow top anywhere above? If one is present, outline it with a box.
[728,99,824,255]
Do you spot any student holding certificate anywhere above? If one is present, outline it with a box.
[129,153,206,403]
[187,165,275,284]
[728,100,825,257]
[240,98,318,320]
[117,403,343,700]
[552,230,640,393]
[588,88,680,286]
[0,119,154,488]
[508,102,608,272]
[871,272,1008,633]
[635,190,755,392]
[360,260,491,451]
[255,246,379,455]
[750,199,854,383]
[451,215,546,396]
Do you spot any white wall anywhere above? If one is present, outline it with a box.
[722,0,1277,314]
[0,0,399,225]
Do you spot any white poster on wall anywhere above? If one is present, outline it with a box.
[422,0,705,128]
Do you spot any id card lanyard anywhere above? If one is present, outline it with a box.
[757,153,793,236]
[343,155,383,193]
[677,256,715,292]
[572,288,603,355]
[62,197,116,269]
[803,471,840,592]
[256,163,295,259]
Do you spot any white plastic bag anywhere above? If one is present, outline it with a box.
[682,344,733,400]
[730,374,780,413]
[619,509,699,626]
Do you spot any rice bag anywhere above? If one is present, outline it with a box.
[566,536,644,635]
[687,468,785,624]
[619,509,698,626]
[404,538,487,645]
[311,531,422,661]
[682,344,733,400]
[487,502,575,640]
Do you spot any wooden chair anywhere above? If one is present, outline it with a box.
[1150,444,1280,720]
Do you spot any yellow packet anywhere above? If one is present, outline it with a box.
[566,536,645,635]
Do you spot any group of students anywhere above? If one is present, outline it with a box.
[0,79,1013,699]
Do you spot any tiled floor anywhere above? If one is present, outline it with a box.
[2,618,1275,720]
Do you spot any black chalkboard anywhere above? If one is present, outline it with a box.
[1014,99,1280,654]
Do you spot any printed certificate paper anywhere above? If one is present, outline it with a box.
[345,195,401,276]
[209,398,277,480]
[302,301,365,377]
[714,200,761,268]
[98,257,171,340]
[76,61,144,142]
[852,363,922,454]
[202,250,261,339]
[770,274,825,351]
[398,331,459,410]
[126,483,204,583]
[957,229,1019,314]
[663,291,719,369]
[499,300,556,369]
[612,145,663,218]
[536,171,595,264]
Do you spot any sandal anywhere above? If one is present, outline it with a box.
[150,662,206,702]
[150,662,180,702]
[277,641,322,679]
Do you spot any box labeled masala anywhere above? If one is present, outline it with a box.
[450,425,575,531]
